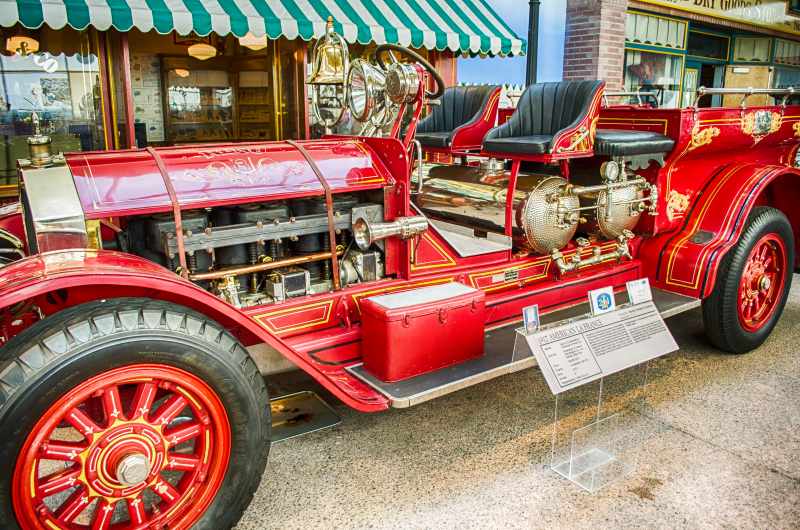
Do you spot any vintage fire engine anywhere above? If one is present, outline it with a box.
[0,21,798,529]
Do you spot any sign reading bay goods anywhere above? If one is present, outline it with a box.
[639,0,800,36]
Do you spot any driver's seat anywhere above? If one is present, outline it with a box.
[416,85,501,155]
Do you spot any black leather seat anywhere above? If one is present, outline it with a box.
[483,80,604,156]
[416,85,499,148]
[594,129,675,156]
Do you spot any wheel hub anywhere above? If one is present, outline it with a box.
[758,274,772,292]
[116,452,152,487]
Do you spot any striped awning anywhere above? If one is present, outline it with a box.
[0,0,526,56]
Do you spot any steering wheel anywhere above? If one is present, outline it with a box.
[374,44,445,100]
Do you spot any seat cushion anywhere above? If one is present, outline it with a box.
[594,129,675,156]
[416,131,452,148]
[482,135,552,155]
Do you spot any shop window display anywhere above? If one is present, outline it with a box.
[623,49,683,108]
[0,27,104,185]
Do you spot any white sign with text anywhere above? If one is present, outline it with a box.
[526,301,678,394]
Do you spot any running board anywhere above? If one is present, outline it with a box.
[347,288,700,408]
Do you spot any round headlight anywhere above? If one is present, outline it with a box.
[347,59,386,123]
[385,63,420,104]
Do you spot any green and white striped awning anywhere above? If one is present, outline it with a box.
[0,0,526,56]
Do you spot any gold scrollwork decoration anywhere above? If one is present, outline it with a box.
[666,190,690,222]
[792,121,800,138]
[688,125,720,151]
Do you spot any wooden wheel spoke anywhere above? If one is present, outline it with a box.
[65,406,102,438]
[40,441,88,462]
[152,477,182,505]
[55,486,91,524]
[102,385,124,425]
[129,382,157,420]
[164,421,203,447]
[38,467,82,497]
[165,453,201,471]
[151,394,188,427]
[90,499,117,530]
[127,495,149,525]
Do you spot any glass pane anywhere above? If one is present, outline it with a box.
[687,31,729,60]
[165,69,233,142]
[733,37,770,62]
[0,29,103,185]
[624,50,683,108]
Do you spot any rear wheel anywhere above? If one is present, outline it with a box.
[702,206,794,353]
[0,298,270,529]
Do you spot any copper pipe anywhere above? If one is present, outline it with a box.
[189,248,344,282]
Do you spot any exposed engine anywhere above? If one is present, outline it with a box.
[115,192,397,308]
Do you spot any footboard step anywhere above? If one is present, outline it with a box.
[347,288,699,408]
[270,391,342,442]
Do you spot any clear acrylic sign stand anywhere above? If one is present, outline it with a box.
[512,314,663,494]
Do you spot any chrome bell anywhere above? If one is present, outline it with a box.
[307,17,349,86]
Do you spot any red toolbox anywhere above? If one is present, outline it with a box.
[360,282,486,382]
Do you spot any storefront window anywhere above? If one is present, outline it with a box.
[624,49,683,108]
[732,37,771,63]
[165,69,234,142]
[687,31,729,61]
[0,27,104,185]
[772,67,800,88]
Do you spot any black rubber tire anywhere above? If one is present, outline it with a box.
[702,206,794,354]
[0,298,270,530]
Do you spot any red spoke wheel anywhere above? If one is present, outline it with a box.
[703,206,794,354]
[13,365,230,529]
[0,299,270,530]
[737,233,786,332]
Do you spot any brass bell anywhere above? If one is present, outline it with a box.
[307,17,349,86]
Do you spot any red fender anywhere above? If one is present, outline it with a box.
[0,250,389,412]
[640,163,800,299]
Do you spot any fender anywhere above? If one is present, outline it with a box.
[0,250,389,412]
[641,163,800,299]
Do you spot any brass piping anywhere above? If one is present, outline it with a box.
[189,248,344,282]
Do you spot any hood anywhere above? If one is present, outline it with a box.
[61,139,392,219]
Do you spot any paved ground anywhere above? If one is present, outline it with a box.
[236,278,800,530]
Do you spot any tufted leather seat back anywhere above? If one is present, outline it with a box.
[417,85,499,134]
[484,80,603,141]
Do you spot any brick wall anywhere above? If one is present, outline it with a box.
[562,0,628,91]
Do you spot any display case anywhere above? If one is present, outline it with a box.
[164,67,233,143]
[161,55,275,143]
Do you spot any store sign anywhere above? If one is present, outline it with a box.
[639,0,800,36]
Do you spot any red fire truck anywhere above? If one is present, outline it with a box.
[0,25,797,529]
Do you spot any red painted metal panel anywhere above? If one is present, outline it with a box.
[67,139,390,218]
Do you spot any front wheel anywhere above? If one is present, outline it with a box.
[702,206,794,353]
[0,299,270,529]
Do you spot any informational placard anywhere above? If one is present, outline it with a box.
[526,301,678,394]
[626,278,653,305]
